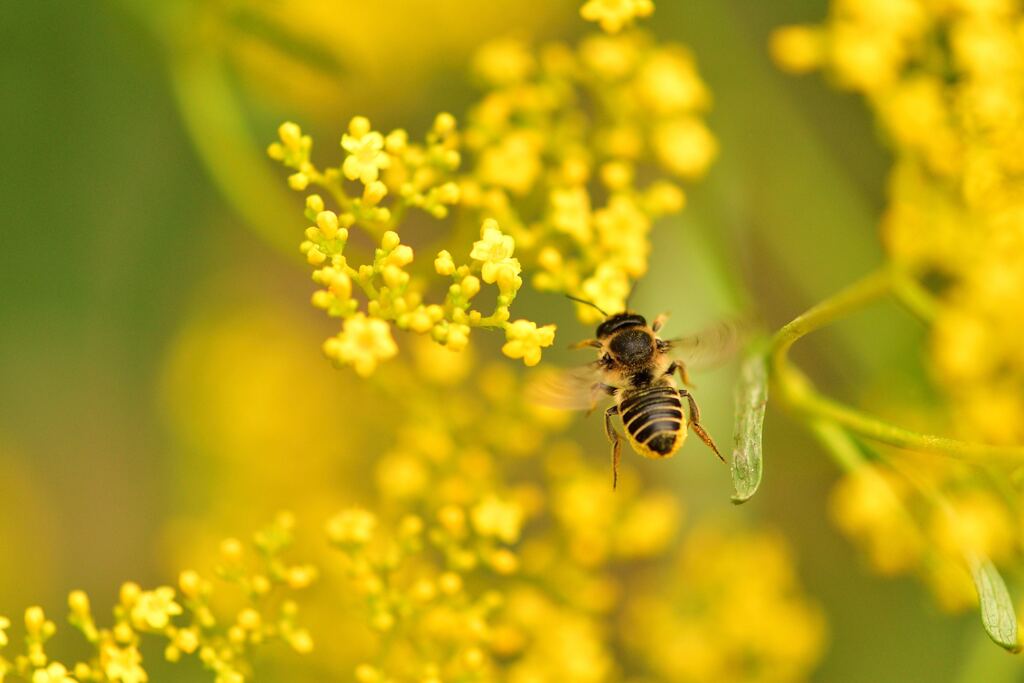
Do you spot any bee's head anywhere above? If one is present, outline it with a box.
[596,313,653,367]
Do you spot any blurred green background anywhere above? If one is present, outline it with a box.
[1,1,1016,681]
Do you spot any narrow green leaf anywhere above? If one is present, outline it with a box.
[967,554,1021,652]
[731,348,768,504]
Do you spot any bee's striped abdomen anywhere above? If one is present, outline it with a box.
[619,385,685,458]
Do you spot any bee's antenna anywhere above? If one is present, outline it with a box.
[566,294,609,318]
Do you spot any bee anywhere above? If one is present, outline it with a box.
[534,297,739,489]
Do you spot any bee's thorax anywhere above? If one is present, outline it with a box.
[608,327,654,366]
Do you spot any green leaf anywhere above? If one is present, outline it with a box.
[731,348,768,504]
[967,554,1021,652]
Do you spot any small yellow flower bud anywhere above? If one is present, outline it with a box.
[438,571,463,595]
[311,290,332,309]
[383,264,407,290]
[434,250,456,275]
[288,172,309,190]
[278,122,302,147]
[120,582,141,607]
[329,271,352,299]
[251,575,272,595]
[306,247,327,265]
[538,246,563,271]
[600,160,634,189]
[68,590,90,616]
[434,112,457,134]
[463,647,485,668]
[771,25,823,73]
[391,244,414,266]
[25,606,45,634]
[438,504,466,535]
[323,336,342,359]
[412,579,437,602]
[371,611,394,632]
[437,181,461,204]
[355,664,381,683]
[219,538,244,564]
[381,231,401,251]
[316,211,339,239]
[327,508,377,545]
[290,629,314,653]
[363,181,388,205]
[266,142,284,160]
[348,116,371,138]
[490,549,520,574]
[237,609,261,631]
[176,627,199,654]
[228,625,246,644]
[385,129,408,154]
[448,324,470,351]
[179,570,201,599]
[113,622,134,643]
[461,275,481,298]
[408,308,434,333]
[646,181,686,213]
[305,194,324,213]
[287,565,317,589]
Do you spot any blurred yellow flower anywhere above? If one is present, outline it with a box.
[324,313,399,377]
[130,587,182,631]
[580,0,654,34]
[326,509,378,546]
[101,644,146,683]
[31,663,75,683]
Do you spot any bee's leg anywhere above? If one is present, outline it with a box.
[570,338,602,350]
[679,389,725,462]
[670,361,695,388]
[652,312,670,333]
[604,405,623,490]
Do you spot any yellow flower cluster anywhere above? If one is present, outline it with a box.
[772,0,1024,618]
[623,528,825,683]
[465,30,712,323]
[270,117,553,375]
[772,0,1024,446]
[830,459,1019,612]
[162,312,827,681]
[0,515,314,683]
[270,0,717,374]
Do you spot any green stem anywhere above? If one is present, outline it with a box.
[891,269,940,322]
[771,268,1024,464]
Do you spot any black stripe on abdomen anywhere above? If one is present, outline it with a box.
[620,386,683,454]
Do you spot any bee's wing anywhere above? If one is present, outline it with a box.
[665,318,745,371]
[526,363,607,411]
